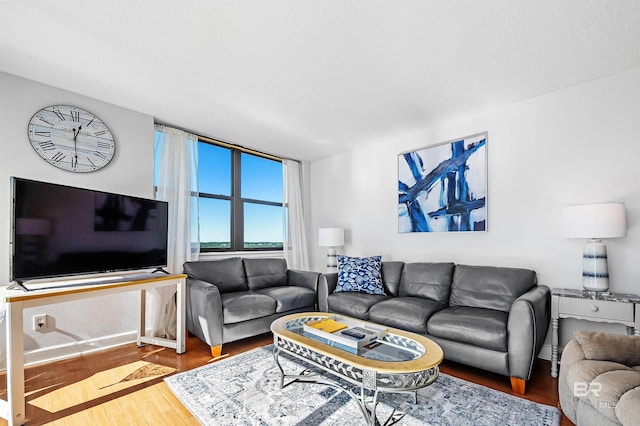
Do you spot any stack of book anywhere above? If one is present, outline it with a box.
[303,317,384,349]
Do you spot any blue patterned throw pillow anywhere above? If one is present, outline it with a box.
[335,255,385,295]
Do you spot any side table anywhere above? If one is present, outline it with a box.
[550,288,640,378]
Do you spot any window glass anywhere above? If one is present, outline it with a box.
[243,202,284,249]
[199,197,231,249]
[241,153,283,202]
[198,143,231,196]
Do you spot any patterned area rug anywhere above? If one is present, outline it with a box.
[165,345,560,426]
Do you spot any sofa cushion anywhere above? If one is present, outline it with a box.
[589,370,640,424]
[381,261,405,296]
[244,258,288,291]
[575,330,640,366]
[565,358,640,424]
[399,262,454,304]
[327,292,389,320]
[369,297,446,334]
[616,383,640,426]
[335,255,385,295]
[427,306,509,352]
[449,264,536,312]
[566,359,630,388]
[255,286,316,313]
[184,257,247,293]
[220,291,276,324]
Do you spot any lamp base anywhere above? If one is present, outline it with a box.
[582,239,609,292]
[326,247,337,272]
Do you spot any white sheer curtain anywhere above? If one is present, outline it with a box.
[153,124,200,338]
[283,159,309,270]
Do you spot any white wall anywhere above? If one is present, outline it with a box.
[0,72,155,363]
[309,67,640,350]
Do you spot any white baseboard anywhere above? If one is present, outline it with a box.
[20,331,138,369]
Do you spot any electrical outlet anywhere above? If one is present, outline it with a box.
[33,314,48,332]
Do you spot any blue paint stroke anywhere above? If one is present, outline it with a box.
[399,138,486,232]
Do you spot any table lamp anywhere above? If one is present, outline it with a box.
[562,202,626,292]
[318,227,345,272]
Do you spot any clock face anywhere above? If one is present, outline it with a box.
[27,105,115,173]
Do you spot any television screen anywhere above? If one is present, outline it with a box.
[11,177,169,283]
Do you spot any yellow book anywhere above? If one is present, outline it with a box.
[306,318,348,333]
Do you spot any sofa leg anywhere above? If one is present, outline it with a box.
[211,345,223,358]
[510,377,526,394]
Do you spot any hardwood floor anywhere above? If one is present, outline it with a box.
[0,334,573,425]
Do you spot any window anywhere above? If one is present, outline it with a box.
[154,132,284,251]
[195,139,283,251]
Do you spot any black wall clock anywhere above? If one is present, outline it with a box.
[28,105,116,172]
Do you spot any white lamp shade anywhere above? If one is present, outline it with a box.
[318,227,344,247]
[562,203,626,239]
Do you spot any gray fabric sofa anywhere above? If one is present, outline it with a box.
[184,257,320,357]
[318,262,550,394]
[559,331,640,426]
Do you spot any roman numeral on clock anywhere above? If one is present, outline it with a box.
[97,141,112,149]
[51,151,65,163]
[94,151,107,159]
[52,109,65,121]
[34,130,51,137]
[70,110,80,122]
[94,130,108,136]
[38,141,56,151]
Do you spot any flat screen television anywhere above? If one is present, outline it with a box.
[10,177,169,284]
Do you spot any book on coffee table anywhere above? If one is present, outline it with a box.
[303,316,386,350]
[305,318,348,333]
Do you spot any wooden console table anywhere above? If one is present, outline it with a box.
[0,273,186,426]
[550,288,640,378]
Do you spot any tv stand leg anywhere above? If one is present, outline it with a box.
[137,289,146,348]
[151,267,170,274]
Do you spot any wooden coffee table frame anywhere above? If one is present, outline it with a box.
[271,313,443,426]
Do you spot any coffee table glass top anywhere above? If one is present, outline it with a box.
[282,314,425,362]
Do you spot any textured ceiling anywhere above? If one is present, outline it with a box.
[2,1,640,161]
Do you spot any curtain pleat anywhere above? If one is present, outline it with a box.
[283,160,309,270]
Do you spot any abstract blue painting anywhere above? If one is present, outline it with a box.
[398,133,487,233]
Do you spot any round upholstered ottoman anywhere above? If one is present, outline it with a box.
[559,331,640,426]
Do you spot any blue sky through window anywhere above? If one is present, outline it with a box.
[241,153,283,203]
[198,143,231,196]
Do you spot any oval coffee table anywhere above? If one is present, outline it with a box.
[270,312,443,426]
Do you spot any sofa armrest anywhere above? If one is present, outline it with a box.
[186,278,224,348]
[507,285,551,380]
[558,338,586,424]
[287,269,321,292]
[318,273,338,312]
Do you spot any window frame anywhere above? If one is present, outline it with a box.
[197,139,284,252]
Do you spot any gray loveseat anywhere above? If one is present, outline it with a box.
[319,262,550,394]
[184,257,320,357]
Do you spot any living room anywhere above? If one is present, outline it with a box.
[1,1,640,425]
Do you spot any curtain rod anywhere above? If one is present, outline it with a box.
[155,121,290,163]
[198,135,283,162]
